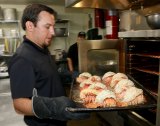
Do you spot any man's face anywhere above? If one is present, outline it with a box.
[31,11,55,48]
[77,36,86,41]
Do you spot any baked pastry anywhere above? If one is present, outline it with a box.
[79,79,94,91]
[88,82,107,91]
[95,90,117,107]
[76,72,92,83]
[110,73,128,89]
[116,87,145,107]
[80,88,100,108]
[75,72,145,108]
[114,79,135,100]
[102,71,115,87]
[88,75,101,82]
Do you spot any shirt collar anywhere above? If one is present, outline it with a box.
[23,35,50,54]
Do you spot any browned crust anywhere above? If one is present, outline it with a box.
[116,94,145,107]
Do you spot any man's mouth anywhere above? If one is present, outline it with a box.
[47,37,53,41]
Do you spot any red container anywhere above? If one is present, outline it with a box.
[94,9,105,28]
[105,9,119,39]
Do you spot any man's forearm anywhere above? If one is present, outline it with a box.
[67,58,74,72]
[13,98,34,116]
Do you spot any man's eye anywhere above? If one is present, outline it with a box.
[45,26,50,29]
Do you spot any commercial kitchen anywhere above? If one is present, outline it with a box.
[0,0,160,126]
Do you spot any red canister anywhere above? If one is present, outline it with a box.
[94,9,105,29]
[105,9,119,39]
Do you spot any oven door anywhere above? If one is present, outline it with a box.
[122,39,160,126]
[78,39,125,76]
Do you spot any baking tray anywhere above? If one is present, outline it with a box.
[66,75,157,112]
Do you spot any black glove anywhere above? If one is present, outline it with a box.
[32,88,90,121]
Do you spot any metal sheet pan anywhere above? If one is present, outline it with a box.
[66,75,157,112]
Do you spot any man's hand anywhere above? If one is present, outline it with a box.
[32,89,90,121]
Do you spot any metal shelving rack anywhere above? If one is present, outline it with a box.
[156,60,160,126]
[0,20,21,55]
[55,19,70,51]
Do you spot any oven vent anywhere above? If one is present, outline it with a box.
[65,0,160,10]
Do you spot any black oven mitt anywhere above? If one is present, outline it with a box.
[32,88,90,121]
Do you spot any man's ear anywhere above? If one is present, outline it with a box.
[25,21,34,31]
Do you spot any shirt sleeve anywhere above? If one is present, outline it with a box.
[9,58,35,99]
[67,46,72,58]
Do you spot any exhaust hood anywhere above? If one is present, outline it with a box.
[65,0,130,9]
[65,0,160,10]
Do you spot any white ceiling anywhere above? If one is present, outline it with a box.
[0,0,65,5]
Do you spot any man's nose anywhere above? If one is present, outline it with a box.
[51,28,55,36]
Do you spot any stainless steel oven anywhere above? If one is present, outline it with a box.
[120,38,160,126]
[78,39,125,76]
[78,38,160,126]
[78,39,125,126]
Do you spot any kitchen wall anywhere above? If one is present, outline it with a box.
[0,2,94,55]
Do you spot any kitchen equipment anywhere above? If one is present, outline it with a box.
[0,29,3,37]
[78,39,124,76]
[88,14,93,29]
[54,28,68,37]
[54,49,63,60]
[0,44,4,54]
[65,0,160,10]
[105,9,119,39]
[78,37,160,126]
[96,60,118,73]
[0,61,8,78]
[119,10,132,31]
[0,6,3,20]
[4,38,19,54]
[122,38,160,126]
[119,10,151,32]
[146,13,160,29]
[87,28,98,40]
[10,29,18,37]
[94,8,105,28]
[3,8,17,21]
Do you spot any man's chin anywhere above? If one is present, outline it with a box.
[45,41,52,47]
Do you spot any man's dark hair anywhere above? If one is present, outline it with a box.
[21,4,57,30]
[78,31,86,38]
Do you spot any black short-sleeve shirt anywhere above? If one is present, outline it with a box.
[67,43,78,70]
[8,37,66,126]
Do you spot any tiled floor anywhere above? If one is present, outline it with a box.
[0,93,26,126]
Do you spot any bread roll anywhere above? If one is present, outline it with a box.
[80,88,100,99]
[95,90,116,107]
[76,72,92,83]
[88,82,107,90]
[102,71,115,87]
[88,75,101,82]
[114,79,135,94]
[117,87,145,106]
[79,79,94,90]
[102,71,115,80]
[79,72,92,78]
[110,73,128,88]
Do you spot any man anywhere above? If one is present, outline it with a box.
[8,4,89,126]
[67,31,86,78]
